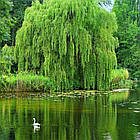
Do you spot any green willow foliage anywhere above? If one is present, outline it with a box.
[15,0,117,91]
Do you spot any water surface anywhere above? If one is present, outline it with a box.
[0,89,140,140]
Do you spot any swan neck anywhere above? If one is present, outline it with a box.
[33,119,36,124]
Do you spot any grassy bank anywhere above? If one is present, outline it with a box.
[0,72,54,93]
[0,69,134,93]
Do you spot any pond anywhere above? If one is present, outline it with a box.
[0,88,140,140]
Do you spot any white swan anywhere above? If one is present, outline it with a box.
[33,118,40,127]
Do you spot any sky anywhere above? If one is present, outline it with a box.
[101,0,115,12]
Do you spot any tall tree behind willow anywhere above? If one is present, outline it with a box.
[9,0,43,46]
[113,0,140,79]
[15,0,117,91]
[0,0,12,47]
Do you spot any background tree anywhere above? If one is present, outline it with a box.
[10,0,43,46]
[0,0,114,47]
[0,0,12,86]
[0,0,12,47]
[15,0,117,91]
[113,0,140,79]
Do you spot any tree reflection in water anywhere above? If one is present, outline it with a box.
[1,90,139,140]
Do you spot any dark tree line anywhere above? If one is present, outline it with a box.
[113,0,140,79]
[0,0,43,47]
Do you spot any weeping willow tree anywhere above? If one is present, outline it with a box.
[15,0,118,91]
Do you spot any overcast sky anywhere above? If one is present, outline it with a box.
[101,0,115,12]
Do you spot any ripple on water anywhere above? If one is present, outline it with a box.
[134,108,140,110]
[131,102,138,104]
[103,133,112,140]
[132,124,139,127]
[136,132,140,140]
[133,110,140,113]
[128,107,133,110]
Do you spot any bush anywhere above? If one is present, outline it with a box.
[110,69,132,89]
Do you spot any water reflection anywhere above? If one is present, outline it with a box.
[0,90,140,140]
[33,126,40,133]
[9,128,15,140]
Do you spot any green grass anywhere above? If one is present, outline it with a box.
[0,72,55,93]
[0,69,134,93]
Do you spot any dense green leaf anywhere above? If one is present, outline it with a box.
[113,0,140,79]
[15,0,117,91]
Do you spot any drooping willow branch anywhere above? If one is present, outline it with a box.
[15,0,118,91]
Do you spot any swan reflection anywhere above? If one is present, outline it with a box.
[33,125,40,133]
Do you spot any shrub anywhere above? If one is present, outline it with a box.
[111,69,132,89]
